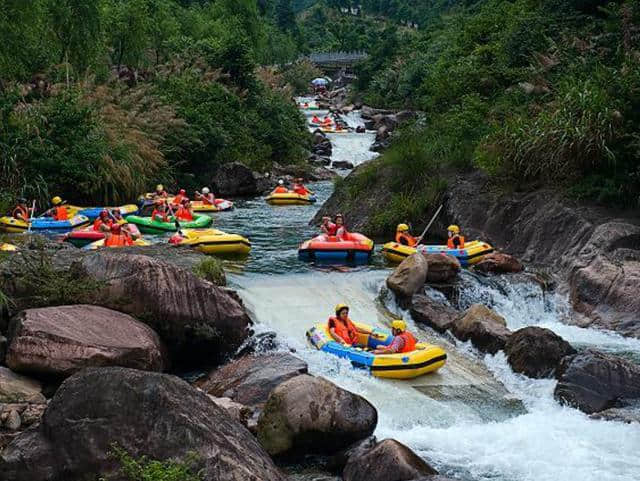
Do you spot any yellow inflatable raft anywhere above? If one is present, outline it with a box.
[265,192,317,205]
[381,240,494,266]
[306,322,446,379]
[0,243,18,252]
[175,229,251,255]
[85,238,151,250]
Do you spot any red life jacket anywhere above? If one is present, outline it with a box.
[397,331,417,353]
[105,233,133,247]
[396,232,418,247]
[447,235,465,249]
[273,186,288,194]
[293,185,309,196]
[176,207,193,221]
[151,209,168,223]
[324,223,338,236]
[53,206,68,221]
[328,316,359,345]
[93,218,112,231]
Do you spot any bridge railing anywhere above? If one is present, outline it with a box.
[302,51,369,65]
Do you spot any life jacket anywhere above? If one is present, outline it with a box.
[53,206,68,221]
[273,186,288,194]
[172,194,185,205]
[151,209,168,223]
[12,206,29,221]
[447,235,465,249]
[201,193,215,205]
[293,185,309,196]
[397,331,417,353]
[93,218,112,231]
[176,207,193,221]
[105,233,133,247]
[323,118,332,125]
[312,116,320,123]
[328,316,359,345]
[323,222,337,236]
[396,232,418,247]
[336,226,349,240]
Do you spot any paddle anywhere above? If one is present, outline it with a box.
[416,204,443,245]
[165,201,184,236]
[27,200,36,233]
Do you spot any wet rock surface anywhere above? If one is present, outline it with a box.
[0,368,45,404]
[387,253,429,300]
[410,294,458,333]
[0,367,284,481]
[505,326,575,378]
[554,349,640,414]
[6,305,166,377]
[423,253,460,283]
[213,161,259,196]
[452,304,511,354]
[474,252,523,274]
[257,374,377,457]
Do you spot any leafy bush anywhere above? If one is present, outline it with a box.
[192,257,226,286]
[108,444,203,481]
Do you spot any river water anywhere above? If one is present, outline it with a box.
[211,101,640,481]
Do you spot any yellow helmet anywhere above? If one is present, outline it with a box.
[392,320,407,331]
[397,223,409,232]
[51,196,63,206]
[447,225,460,234]
[334,303,349,314]
[156,184,164,191]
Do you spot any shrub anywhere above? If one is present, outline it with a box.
[108,444,203,481]
[192,257,226,286]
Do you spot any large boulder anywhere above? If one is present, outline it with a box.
[6,305,166,378]
[0,335,6,364]
[196,352,308,406]
[452,304,511,354]
[474,252,524,274]
[342,439,438,481]
[554,349,640,414]
[80,252,251,367]
[386,253,429,300]
[0,367,45,404]
[410,294,458,333]
[505,327,575,378]
[257,374,377,457]
[423,253,460,283]
[213,161,258,197]
[0,367,284,481]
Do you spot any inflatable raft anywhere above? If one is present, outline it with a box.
[175,229,251,255]
[75,204,138,220]
[85,237,150,250]
[265,192,316,206]
[189,199,233,213]
[381,240,494,266]
[63,224,141,248]
[0,243,17,252]
[306,322,446,379]
[320,126,349,134]
[0,215,90,233]
[126,214,212,234]
[298,233,373,263]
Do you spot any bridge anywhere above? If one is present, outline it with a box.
[303,51,369,74]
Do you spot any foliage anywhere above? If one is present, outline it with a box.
[108,444,203,481]
[192,257,226,286]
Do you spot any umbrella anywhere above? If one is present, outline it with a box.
[311,78,328,86]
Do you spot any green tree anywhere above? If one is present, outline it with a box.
[276,0,297,32]
[102,0,150,69]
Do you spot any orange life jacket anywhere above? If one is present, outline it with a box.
[328,316,359,345]
[447,235,465,249]
[273,186,288,194]
[151,209,168,223]
[53,206,68,221]
[201,193,215,205]
[172,194,186,205]
[293,185,309,196]
[93,218,112,231]
[396,232,418,247]
[105,233,133,247]
[176,207,193,221]
[12,206,29,221]
[397,331,417,353]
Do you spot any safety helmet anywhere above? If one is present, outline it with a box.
[397,223,409,232]
[156,184,164,192]
[391,320,407,331]
[202,187,210,194]
[179,189,186,195]
[99,210,109,218]
[51,196,63,205]
[278,179,284,185]
[335,303,349,315]
[447,225,460,234]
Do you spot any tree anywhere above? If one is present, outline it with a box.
[102,0,151,69]
[276,0,297,32]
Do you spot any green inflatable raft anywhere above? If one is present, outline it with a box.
[126,214,212,234]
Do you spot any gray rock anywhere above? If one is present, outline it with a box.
[5,410,21,431]
[213,161,258,196]
[423,253,460,283]
[452,304,511,354]
[387,253,429,300]
[0,367,45,404]
[410,294,458,333]
[505,326,575,378]
[332,160,354,170]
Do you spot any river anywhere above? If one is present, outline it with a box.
[210,100,640,481]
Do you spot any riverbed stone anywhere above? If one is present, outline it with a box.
[452,304,511,354]
[0,367,45,404]
[257,374,377,457]
[0,367,284,481]
[505,326,576,378]
[0,335,7,364]
[342,439,438,481]
[387,253,429,300]
[213,161,258,196]
[554,349,640,414]
[410,294,458,333]
[423,253,460,283]
[4,410,21,431]
[6,305,166,378]
[196,352,308,406]
[474,252,524,274]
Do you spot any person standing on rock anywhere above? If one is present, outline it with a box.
[374,320,417,354]
[328,304,370,347]
[395,224,421,247]
[447,225,465,249]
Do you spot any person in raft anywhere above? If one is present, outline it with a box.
[172,188,188,206]
[93,210,113,232]
[334,213,349,240]
[152,184,168,199]
[328,304,371,347]
[44,196,69,221]
[151,200,170,223]
[195,187,215,205]
[176,198,194,221]
[447,224,465,249]
[395,223,421,247]
[373,320,417,354]
[311,114,321,124]
[104,223,133,247]
[12,198,31,221]
[273,179,289,194]
[292,178,311,196]
[322,115,332,125]
[320,216,337,236]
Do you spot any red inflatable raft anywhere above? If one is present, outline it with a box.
[298,233,374,263]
